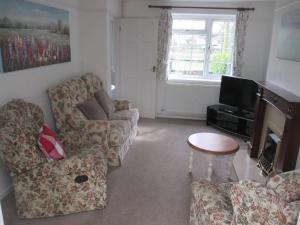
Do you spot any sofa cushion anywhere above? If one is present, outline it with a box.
[77,98,108,120]
[191,180,234,225]
[230,180,299,225]
[111,108,139,128]
[95,90,115,119]
[267,170,300,203]
[113,100,131,111]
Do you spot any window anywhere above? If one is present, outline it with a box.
[168,14,236,83]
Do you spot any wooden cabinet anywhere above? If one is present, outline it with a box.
[249,82,300,172]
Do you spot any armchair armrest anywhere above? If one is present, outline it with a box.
[17,146,107,182]
[113,100,131,111]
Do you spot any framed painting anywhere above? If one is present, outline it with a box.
[0,0,70,72]
[277,8,300,62]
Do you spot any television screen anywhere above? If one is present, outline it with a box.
[219,76,258,112]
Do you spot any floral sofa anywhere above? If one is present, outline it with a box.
[190,170,300,225]
[0,100,108,218]
[47,73,139,166]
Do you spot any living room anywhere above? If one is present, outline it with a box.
[0,0,300,224]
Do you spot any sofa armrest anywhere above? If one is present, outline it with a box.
[114,100,131,111]
[17,146,107,182]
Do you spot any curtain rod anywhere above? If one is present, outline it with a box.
[148,5,255,11]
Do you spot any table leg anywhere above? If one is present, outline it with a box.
[226,155,235,181]
[207,155,214,181]
[189,150,194,174]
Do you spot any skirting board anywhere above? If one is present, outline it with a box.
[156,112,206,120]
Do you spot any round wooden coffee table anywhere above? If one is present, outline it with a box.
[187,133,239,181]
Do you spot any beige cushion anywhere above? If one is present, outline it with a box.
[94,90,115,119]
[77,98,107,120]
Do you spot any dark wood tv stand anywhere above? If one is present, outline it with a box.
[249,81,300,172]
[207,104,254,139]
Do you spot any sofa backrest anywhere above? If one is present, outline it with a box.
[47,73,103,130]
[81,73,103,97]
[0,100,46,177]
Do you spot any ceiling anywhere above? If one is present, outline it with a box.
[122,0,280,2]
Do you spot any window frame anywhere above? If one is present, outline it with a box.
[168,13,236,84]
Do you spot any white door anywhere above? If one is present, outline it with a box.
[120,19,158,118]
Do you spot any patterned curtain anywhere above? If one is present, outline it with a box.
[233,10,250,77]
[157,9,173,81]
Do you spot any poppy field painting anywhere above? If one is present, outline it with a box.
[0,0,70,72]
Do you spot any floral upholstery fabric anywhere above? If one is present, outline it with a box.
[81,73,103,98]
[190,180,234,225]
[230,180,299,225]
[0,99,46,177]
[191,170,300,225]
[109,120,131,147]
[267,169,300,203]
[0,100,108,218]
[47,73,139,166]
[112,108,139,129]
[114,100,131,111]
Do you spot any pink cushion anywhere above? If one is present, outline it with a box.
[38,124,65,162]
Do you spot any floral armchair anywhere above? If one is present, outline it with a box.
[0,100,108,218]
[47,73,139,166]
[190,170,300,225]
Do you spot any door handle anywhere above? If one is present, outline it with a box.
[152,66,157,73]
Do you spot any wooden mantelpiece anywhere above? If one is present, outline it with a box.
[249,81,300,172]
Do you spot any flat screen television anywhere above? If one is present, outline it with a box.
[219,76,258,112]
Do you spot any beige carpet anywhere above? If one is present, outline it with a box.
[2,118,242,225]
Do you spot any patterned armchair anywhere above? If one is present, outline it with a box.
[47,73,139,166]
[190,170,300,225]
[0,100,108,218]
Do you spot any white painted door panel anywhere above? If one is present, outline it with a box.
[120,19,158,118]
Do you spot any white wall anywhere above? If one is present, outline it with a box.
[79,11,112,91]
[266,0,300,97]
[265,0,300,169]
[123,0,274,119]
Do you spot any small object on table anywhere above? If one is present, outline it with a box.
[187,132,240,181]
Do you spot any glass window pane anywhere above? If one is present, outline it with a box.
[211,20,235,51]
[173,19,206,30]
[169,31,206,76]
[209,62,232,75]
[169,60,204,75]
[212,21,235,35]
[210,50,232,63]
[209,20,235,77]
[168,16,236,81]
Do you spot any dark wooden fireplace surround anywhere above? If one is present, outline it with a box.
[249,81,300,172]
